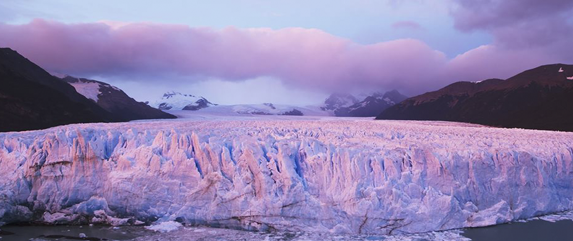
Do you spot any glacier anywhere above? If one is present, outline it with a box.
[1,117,573,235]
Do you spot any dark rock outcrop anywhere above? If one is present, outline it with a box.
[281,109,304,116]
[182,98,215,111]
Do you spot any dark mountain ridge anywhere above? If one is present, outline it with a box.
[0,48,174,132]
[0,48,118,132]
[377,64,573,131]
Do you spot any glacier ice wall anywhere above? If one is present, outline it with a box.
[1,119,573,235]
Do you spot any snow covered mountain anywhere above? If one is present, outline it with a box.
[2,118,573,235]
[378,64,573,131]
[343,90,408,117]
[60,76,175,121]
[152,90,407,118]
[149,93,327,117]
[169,103,328,118]
[151,92,216,111]
[324,90,407,117]
[321,93,359,112]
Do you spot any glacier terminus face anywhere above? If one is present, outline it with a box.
[1,117,573,235]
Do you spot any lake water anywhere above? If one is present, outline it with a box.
[461,219,573,241]
[1,220,572,240]
[0,224,152,241]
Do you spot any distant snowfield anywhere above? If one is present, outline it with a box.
[1,115,573,237]
[167,104,331,117]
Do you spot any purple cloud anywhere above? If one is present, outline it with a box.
[445,0,573,82]
[451,0,573,49]
[451,0,573,31]
[391,21,423,30]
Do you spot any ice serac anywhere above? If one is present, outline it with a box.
[1,119,573,235]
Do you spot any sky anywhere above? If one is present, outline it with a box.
[0,0,572,105]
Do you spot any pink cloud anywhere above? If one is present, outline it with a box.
[445,45,554,82]
[0,19,571,95]
[0,19,448,94]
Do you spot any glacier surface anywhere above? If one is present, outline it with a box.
[1,117,573,235]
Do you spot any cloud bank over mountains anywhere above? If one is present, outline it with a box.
[0,0,571,95]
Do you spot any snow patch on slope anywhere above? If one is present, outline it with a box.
[69,80,101,102]
[1,119,573,235]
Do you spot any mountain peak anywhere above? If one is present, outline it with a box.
[382,90,407,103]
[323,90,408,117]
[153,91,216,111]
[322,93,359,111]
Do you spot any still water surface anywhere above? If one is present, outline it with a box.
[1,220,572,240]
